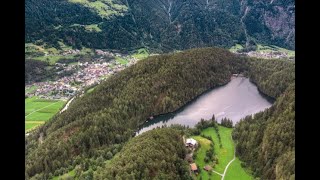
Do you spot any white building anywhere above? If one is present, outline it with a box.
[186,138,197,147]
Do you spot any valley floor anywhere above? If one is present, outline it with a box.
[25,96,66,132]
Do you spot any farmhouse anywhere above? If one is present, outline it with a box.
[203,165,212,171]
[186,138,197,147]
[190,163,198,173]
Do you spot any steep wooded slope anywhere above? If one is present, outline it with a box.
[233,58,295,179]
[94,128,192,179]
[25,0,295,51]
[25,47,238,179]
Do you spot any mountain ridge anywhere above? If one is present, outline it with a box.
[25,0,295,52]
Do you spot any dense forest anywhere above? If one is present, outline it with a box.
[25,47,239,179]
[25,59,51,84]
[25,0,295,51]
[25,47,295,179]
[233,58,295,179]
[94,128,192,179]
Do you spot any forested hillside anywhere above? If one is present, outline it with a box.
[25,47,295,179]
[25,48,238,179]
[25,0,295,51]
[94,128,192,179]
[233,58,295,179]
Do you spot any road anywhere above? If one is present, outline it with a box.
[60,96,75,113]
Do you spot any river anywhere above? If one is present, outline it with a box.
[136,77,274,135]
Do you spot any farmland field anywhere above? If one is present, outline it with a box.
[25,97,66,131]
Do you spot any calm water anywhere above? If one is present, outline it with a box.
[136,77,274,135]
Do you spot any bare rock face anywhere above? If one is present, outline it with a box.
[264,5,295,47]
[240,0,295,49]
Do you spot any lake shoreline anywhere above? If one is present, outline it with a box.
[135,75,274,136]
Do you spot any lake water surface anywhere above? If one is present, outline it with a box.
[137,77,274,135]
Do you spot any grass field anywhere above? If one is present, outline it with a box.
[68,0,127,18]
[131,48,149,60]
[192,126,253,180]
[229,44,244,53]
[115,56,129,65]
[25,97,66,131]
[52,169,76,180]
[33,55,75,65]
[201,126,234,173]
[85,24,102,32]
[229,43,295,58]
[25,85,38,94]
[26,41,95,65]
[224,158,253,180]
[86,86,97,94]
[256,44,295,57]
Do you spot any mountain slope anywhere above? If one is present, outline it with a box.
[233,58,295,179]
[25,48,295,179]
[25,47,238,179]
[94,128,192,179]
[25,0,295,51]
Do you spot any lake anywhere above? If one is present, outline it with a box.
[136,77,274,135]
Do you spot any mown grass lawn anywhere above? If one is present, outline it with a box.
[201,126,234,174]
[25,97,66,131]
[224,157,253,180]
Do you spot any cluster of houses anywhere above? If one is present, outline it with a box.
[26,56,138,100]
[236,51,294,60]
[185,138,214,175]
[61,49,81,56]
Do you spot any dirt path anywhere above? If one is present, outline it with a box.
[221,135,236,180]
[211,134,236,180]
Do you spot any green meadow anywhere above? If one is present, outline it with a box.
[25,97,66,131]
[131,48,150,60]
[224,158,253,180]
[115,56,129,65]
[68,0,128,18]
[229,43,295,58]
[192,126,253,180]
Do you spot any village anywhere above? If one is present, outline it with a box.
[235,50,295,60]
[25,49,139,100]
